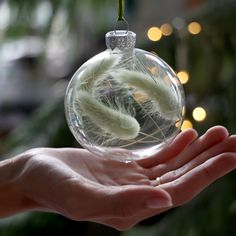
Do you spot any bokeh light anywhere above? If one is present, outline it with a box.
[160,23,173,36]
[188,22,202,35]
[147,27,162,41]
[172,17,185,30]
[181,119,193,131]
[192,107,207,122]
[177,70,189,84]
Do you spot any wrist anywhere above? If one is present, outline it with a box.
[0,152,36,218]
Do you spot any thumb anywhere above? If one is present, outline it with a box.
[107,185,173,218]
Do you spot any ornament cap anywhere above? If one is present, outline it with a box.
[105,30,136,51]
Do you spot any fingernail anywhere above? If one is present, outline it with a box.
[146,198,173,209]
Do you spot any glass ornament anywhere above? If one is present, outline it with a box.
[65,30,185,161]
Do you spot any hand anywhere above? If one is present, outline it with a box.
[1,126,236,231]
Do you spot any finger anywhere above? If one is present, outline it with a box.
[91,147,235,230]
[160,152,236,206]
[148,125,229,179]
[97,185,172,219]
[160,135,236,184]
[88,186,173,231]
[137,128,198,168]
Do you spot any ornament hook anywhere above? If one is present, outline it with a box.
[114,0,129,33]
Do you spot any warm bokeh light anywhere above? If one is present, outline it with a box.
[160,23,173,36]
[188,22,202,35]
[150,66,158,75]
[147,27,162,41]
[175,120,181,128]
[181,120,193,131]
[192,107,207,122]
[177,70,189,84]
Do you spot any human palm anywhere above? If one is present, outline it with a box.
[19,126,236,230]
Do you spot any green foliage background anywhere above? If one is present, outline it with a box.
[0,0,236,235]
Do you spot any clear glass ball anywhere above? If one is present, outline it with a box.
[65,31,185,161]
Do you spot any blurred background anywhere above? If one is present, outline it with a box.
[0,0,236,235]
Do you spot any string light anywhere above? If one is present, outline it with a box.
[160,24,173,36]
[177,70,189,84]
[188,22,202,35]
[192,107,207,122]
[150,66,158,75]
[147,27,162,41]
[181,120,193,131]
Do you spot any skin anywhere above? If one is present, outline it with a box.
[0,126,236,231]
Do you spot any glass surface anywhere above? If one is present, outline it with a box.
[65,43,185,161]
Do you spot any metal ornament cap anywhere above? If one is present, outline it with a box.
[105,30,136,51]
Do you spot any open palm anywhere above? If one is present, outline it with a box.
[19,126,236,230]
